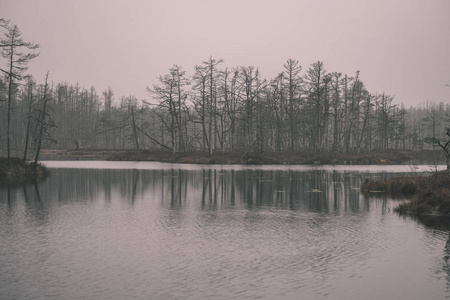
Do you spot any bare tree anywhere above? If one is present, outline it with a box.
[34,72,56,166]
[330,72,344,152]
[283,59,302,151]
[203,56,223,154]
[304,61,328,151]
[22,76,36,162]
[101,87,114,148]
[271,73,287,150]
[128,96,140,152]
[191,65,210,151]
[376,92,397,149]
[0,22,39,158]
[148,66,188,152]
[172,65,189,152]
[425,128,450,171]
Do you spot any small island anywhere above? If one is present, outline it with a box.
[362,171,450,216]
[0,157,49,185]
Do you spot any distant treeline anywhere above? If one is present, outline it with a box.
[1,56,449,156]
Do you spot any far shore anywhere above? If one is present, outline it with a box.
[15,148,446,166]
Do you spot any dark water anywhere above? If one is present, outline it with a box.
[1,162,449,300]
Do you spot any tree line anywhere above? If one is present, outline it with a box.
[1,22,449,159]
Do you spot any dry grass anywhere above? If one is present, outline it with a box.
[388,171,450,216]
[0,157,49,185]
[105,149,420,165]
[362,171,450,216]
[361,175,429,196]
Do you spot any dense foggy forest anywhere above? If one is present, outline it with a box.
[1,21,449,157]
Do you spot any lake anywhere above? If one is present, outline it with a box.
[1,161,449,299]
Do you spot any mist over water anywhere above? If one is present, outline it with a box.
[1,163,449,299]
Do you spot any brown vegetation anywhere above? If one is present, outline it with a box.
[361,175,429,196]
[105,149,417,165]
[0,157,49,185]
[394,172,450,216]
[362,171,450,216]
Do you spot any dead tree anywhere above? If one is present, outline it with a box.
[34,72,56,166]
[0,22,39,158]
[424,128,450,171]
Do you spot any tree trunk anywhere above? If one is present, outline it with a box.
[23,81,33,162]
[7,40,14,159]
[130,103,140,152]
[34,73,49,167]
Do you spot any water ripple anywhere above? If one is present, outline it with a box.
[1,167,449,300]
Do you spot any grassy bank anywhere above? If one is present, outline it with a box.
[362,171,450,216]
[0,157,49,185]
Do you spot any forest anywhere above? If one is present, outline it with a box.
[1,21,450,160]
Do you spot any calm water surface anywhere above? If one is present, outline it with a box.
[1,161,449,300]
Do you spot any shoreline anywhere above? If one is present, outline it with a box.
[362,171,450,217]
[27,149,446,166]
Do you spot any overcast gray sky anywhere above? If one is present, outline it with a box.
[2,0,450,106]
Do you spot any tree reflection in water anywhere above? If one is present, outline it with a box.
[1,166,450,298]
[0,168,404,213]
[412,214,450,296]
